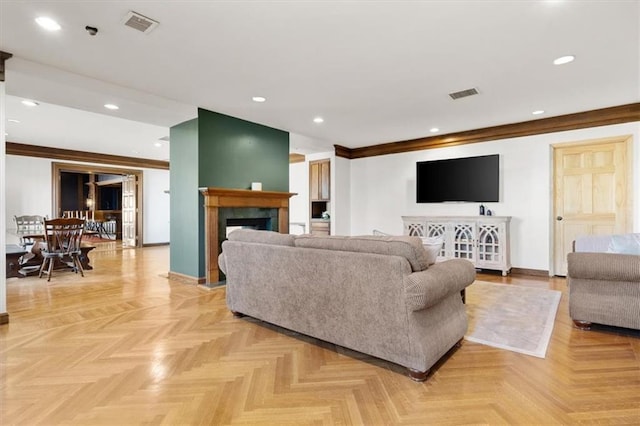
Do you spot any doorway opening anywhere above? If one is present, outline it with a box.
[52,162,144,248]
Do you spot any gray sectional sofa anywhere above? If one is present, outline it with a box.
[218,229,476,381]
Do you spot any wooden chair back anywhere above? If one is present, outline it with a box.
[39,218,85,281]
[43,218,85,256]
[14,215,46,232]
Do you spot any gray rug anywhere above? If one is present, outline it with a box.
[465,281,561,358]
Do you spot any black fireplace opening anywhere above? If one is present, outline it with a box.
[215,207,279,283]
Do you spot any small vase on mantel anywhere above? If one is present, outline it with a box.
[479,204,485,215]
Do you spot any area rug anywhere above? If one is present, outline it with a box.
[464,281,561,358]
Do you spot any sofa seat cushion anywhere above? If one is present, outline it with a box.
[295,235,430,272]
[228,229,295,246]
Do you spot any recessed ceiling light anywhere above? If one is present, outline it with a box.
[553,55,575,65]
[21,100,39,107]
[532,110,545,115]
[430,127,439,133]
[252,96,266,103]
[8,119,20,123]
[104,104,119,110]
[154,142,162,147]
[35,16,61,31]
[313,117,324,124]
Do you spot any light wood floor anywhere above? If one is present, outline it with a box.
[1,245,638,425]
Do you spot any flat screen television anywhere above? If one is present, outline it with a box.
[416,154,499,203]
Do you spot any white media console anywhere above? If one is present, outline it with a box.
[402,215,512,276]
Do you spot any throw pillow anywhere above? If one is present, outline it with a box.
[606,234,640,255]
[420,237,443,265]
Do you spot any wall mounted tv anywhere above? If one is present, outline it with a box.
[416,154,499,203]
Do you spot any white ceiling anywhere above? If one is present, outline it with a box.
[1,0,638,159]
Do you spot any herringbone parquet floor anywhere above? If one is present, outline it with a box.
[1,245,639,425]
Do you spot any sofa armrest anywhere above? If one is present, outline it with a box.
[568,252,640,281]
[404,259,476,311]
[218,252,227,275]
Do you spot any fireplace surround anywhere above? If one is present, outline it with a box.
[199,187,296,283]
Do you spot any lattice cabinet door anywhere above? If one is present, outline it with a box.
[476,219,511,276]
[403,217,427,237]
[453,222,476,262]
[477,224,501,262]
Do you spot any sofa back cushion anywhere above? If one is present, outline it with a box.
[227,229,295,246]
[294,235,430,272]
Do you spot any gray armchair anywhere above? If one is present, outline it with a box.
[567,234,640,330]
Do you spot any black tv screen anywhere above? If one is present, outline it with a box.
[416,154,499,203]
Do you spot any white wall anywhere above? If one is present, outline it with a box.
[5,156,52,245]
[5,155,171,244]
[333,156,351,236]
[142,168,170,244]
[348,122,640,271]
[289,161,309,234]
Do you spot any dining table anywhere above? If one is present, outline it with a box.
[5,229,96,278]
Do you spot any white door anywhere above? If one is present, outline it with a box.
[122,174,137,247]
[552,136,632,275]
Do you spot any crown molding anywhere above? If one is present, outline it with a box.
[335,102,640,159]
[6,142,169,170]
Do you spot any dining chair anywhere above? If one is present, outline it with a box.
[14,214,46,247]
[38,218,85,282]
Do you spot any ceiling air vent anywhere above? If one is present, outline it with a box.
[449,87,479,100]
[123,11,159,34]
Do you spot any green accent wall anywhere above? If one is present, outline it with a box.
[198,108,289,191]
[169,109,289,281]
[169,118,203,277]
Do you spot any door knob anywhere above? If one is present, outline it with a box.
[556,216,563,221]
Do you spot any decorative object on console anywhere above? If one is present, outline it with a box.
[486,209,493,216]
[402,215,511,276]
[251,182,262,191]
[479,204,485,215]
